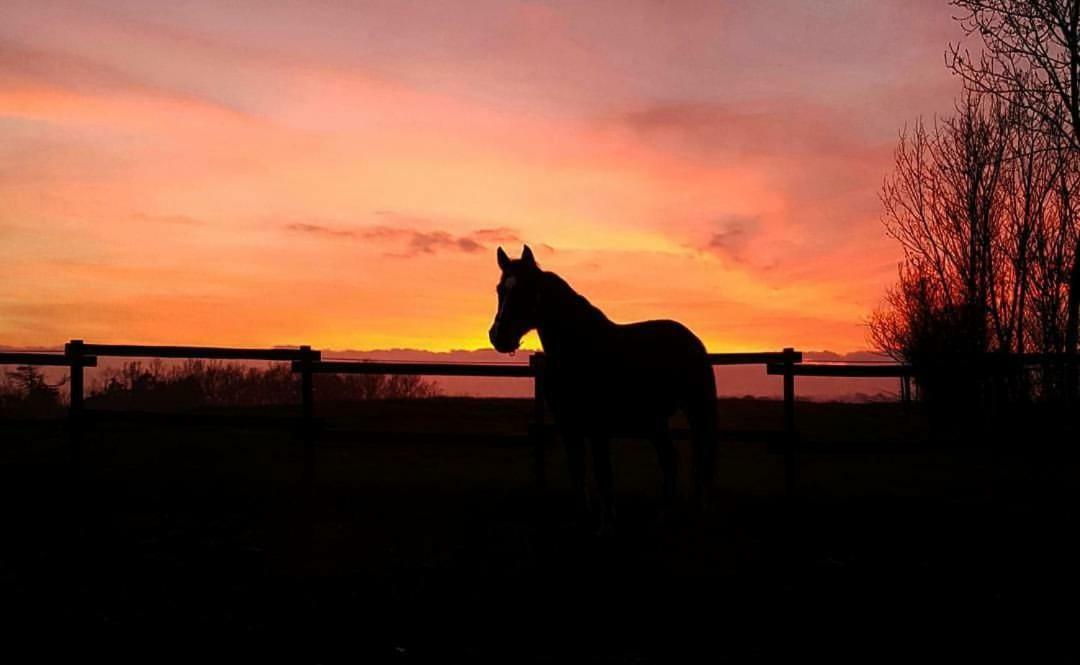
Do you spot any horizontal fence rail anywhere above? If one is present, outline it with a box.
[298,349,805,376]
[297,360,535,377]
[70,342,319,361]
[766,361,916,407]
[708,350,803,365]
[0,352,97,367]
[766,363,912,378]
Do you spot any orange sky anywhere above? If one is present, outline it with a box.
[0,1,963,352]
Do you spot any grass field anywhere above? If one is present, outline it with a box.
[1,398,1077,661]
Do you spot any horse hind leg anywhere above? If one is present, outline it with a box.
[649,426,677,513]
[687,371,718,509]
[689,415,716,509]
[590,434,616,533]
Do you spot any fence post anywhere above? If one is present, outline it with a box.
[782,347,797,496]
[300,345,314,430]
[530,352,547,491]
[65,339,85,472]
[66,339,85,418]
[297,346,316,500]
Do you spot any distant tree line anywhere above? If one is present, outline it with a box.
[871,1,1080,402]
[89,360,440,411]
[1,360,439,416]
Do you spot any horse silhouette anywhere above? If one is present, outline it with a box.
[489,245,717,529]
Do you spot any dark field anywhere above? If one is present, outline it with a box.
[1,398,1077,662]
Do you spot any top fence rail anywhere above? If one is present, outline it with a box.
[0,352,97,367]
[707,350,802,365]
[301,360,535,377]
[65,341,320,362]
[298,349,803,376]
[767,363,912,378]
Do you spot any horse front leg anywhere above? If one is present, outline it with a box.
[560,428,589,521]
[590,434,616,534]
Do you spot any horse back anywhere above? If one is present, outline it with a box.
[542,318,714,430]
[612,319,707,362]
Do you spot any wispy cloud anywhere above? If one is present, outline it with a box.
[285,222,358,238]
[0,42,265,121]
[471,227,521,243]
[703,214,761,265]
[285,221,521,257]
[610,100,872,161]
[132,212,203,226]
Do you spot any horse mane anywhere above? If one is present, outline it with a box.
[539,270,612,329]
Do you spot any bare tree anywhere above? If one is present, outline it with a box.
[876,94,1010,357]
[948,0,1080,357]
[873,92,1080,397]
[997,103,1068,352]
[1027,145,1080,351]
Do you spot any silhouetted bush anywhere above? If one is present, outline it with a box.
[0,365,66,417]
[313,371,440,401]
[87,360,439,411]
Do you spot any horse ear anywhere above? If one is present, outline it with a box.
[497,246,510,270]
[521,245,536,266]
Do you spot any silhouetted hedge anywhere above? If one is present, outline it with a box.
[0,365,66,417]
[86,360,439,411]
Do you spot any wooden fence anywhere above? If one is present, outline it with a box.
[1,341,929,491]
[767,362,916,403]
[5,343,1076,497]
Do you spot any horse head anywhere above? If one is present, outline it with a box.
[489,245,541,353]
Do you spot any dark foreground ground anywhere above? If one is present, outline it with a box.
[1,398,1078,662]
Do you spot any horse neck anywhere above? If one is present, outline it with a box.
[535,272,613,357]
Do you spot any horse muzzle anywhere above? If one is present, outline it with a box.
[489,324,520,354]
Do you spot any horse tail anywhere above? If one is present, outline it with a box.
[686,358,718,503]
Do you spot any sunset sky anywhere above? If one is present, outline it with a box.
[1,1,963,352]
